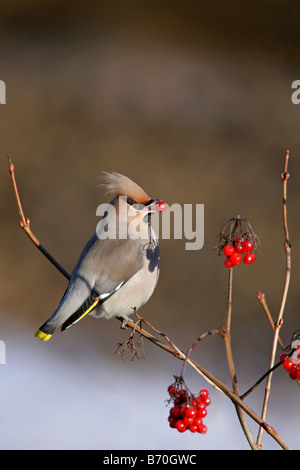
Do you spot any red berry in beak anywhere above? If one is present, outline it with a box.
[155,200,168,211]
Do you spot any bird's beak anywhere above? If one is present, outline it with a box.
[141,199,168,213]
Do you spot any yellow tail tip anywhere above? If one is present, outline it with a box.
[35,329,52,342]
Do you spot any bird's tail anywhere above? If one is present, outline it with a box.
[35,278,131,342]
[35,325,57,342]
[35,314,66,341]
[35,291,100,342]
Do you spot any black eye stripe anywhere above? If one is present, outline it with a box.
[121,196,154,208]
[126,197,138,205]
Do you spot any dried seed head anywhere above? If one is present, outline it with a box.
[215,216,259,254]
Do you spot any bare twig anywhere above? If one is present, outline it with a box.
[180,329,224,379]
[223,268,258,450]
[240,362,282,400]
[257,150,292,447]
[224,269,235,384]
[7,154,71,280]
[257,291,285,350]
[132,310,223,392]
[115,316,146,361]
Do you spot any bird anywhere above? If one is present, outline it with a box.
[35,172,167,342]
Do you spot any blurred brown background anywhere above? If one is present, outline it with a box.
[1,0,300,450]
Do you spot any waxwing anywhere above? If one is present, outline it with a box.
[35,172,167,341]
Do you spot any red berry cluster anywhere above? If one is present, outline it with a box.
[167,383,210,434]
[223,237,255,269]
[280,344,300,381]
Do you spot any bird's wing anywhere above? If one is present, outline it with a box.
[61,278,130,331]
[60,234,145,332]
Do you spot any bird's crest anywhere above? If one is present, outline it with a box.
[101,172,151,204]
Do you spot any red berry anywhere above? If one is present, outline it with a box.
[283,359,294,371]
[289,367,297,380]
[170,405,182,418]
[196,399,206,409]
[189,424,198,433]
[193,416,203,427]
[223,245,235,257]
[224,258,234,269]
[234,238,244,253]
[197,408,207,418]
[199,389,209,398]
[296,368,300,380]
[241,240,254,252]
[191,398,198,407]
[175,419,186,433]
[234,244,243,254]
[168,416,176,428]
[197,424,207,434]
[243,252,255,265]
[280,352,288,363]
[168,385,176,395]
[230,252,242,265]
[184,407,197,419]
[204,397,211,406]
[183,416,193,427]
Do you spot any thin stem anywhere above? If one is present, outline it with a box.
[224,268,235,382]
[7,154,71,280]
[240,361,282,400]
[133,310,224,392]
[180,329,224,378]
[223,268,258,449]
[257,150,292,447]
[257,292,285,350]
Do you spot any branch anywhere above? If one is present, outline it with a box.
[223,268,258,449]
[7,154,71,280]
[257,291,285,350]
[121,312,290,449]
[240,361,282,400]
[257,150,292,447]
[180,329,224,379]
